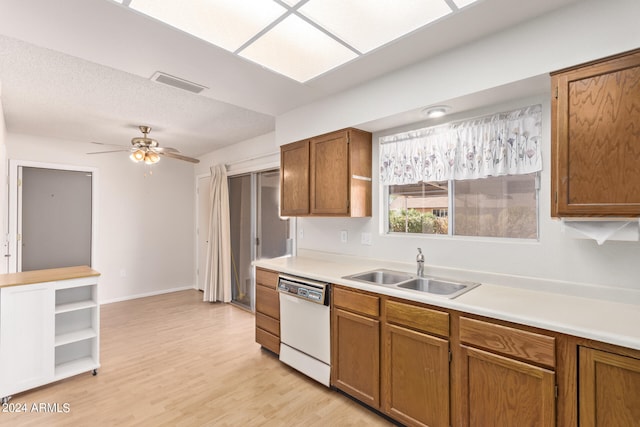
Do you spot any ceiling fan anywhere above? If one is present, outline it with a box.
[88,126,200,164]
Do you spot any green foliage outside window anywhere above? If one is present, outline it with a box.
[388,209,448,234]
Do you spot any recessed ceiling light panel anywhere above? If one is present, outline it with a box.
[239,14,358,83]
[298,0,453,54]
[117,0,482,82]
[127,0,286,52]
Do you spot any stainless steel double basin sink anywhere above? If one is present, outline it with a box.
[342,269,480,299]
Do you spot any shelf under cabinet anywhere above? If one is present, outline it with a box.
[55,328,97,347]
[54,356,98,379]
[55,300,97,314]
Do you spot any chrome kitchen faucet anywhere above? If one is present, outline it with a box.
[416,248,425,277]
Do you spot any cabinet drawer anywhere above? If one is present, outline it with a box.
[256,312,279,337]
[256,268,279,289]
[256,327,280,355]
[333,287,379,317]
[256,285,280,320]
[386,300,449,337]
[460,317,555,368]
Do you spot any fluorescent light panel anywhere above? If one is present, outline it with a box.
[127,0,286,52]
[298,0,452,54]
[119,0,480,82]
[240,14,358,83]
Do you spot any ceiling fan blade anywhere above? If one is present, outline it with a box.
[159,151,200,164]
[91,141,131,149]
[87,149,132,155]
[154,146,180,153]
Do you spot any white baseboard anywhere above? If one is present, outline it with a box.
[100,285,196,305]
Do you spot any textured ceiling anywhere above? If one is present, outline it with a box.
[0,0,582,158]
[0,36,275,156]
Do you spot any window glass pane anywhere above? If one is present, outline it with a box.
[453,174,538,239]
[388,182,449,234]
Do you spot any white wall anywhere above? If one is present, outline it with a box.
[270,0,640,297]
[0,84,7,274]
[296,96,640,295]
[276,0,640,145]
[196,132,279,177]
[5,133,195,302]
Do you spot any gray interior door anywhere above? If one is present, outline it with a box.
[20,167,92,271]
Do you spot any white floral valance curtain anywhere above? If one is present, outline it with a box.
[379,104,543,185]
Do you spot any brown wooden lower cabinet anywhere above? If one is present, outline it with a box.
[458,316,556,427]
[382,299,450,427]
[332,286,381,409]
[459,345,556,427]
[333,307,381,408]
[384,323,449,427]
[255,268,280,354]
[324,284,640,427]
[579,346,640,426]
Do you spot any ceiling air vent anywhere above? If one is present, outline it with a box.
[150,71,207,94]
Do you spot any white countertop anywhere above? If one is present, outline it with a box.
[254,251,640,351]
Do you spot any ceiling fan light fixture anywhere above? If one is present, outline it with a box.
[130,149,146,162]
[90,125,198,164]
[144,152,160,164]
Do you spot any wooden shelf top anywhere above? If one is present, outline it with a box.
[0,266,100,288]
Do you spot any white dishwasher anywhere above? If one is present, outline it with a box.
[277,274,330,387]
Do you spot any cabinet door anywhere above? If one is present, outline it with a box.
[0,283,55,397]
[255,283,279,320]
[255,283,280,354]
[460,346,556,427]
[552,49,640,216]
[384,323,449,427]
[280,140,310,216]
[333,307,380,408]
[579,347,640,427]
[255,270,280,354]
[310,131,349,215]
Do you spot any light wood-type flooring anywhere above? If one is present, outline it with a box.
[1,289,393,426]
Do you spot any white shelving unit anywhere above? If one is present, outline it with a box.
[0,269,100,402]
[53,278,100,380]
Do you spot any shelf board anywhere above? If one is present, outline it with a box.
[55,300,97,314]
[55,328,97,347]
[54,357,99,380]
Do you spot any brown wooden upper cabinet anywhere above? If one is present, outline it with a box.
[280,128,372,217]
[551,48,640,217]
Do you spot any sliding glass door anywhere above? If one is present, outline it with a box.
[228,174,252,308]
[228,169,289,310]
[256,170,290,260]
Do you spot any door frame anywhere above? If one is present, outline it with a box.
[196,171,259,307]
[7,159,98,273]
[195,172,210,291]
[194,163,296,309]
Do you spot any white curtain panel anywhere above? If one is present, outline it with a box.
[379,104,543,185]
[203,164,232,303]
